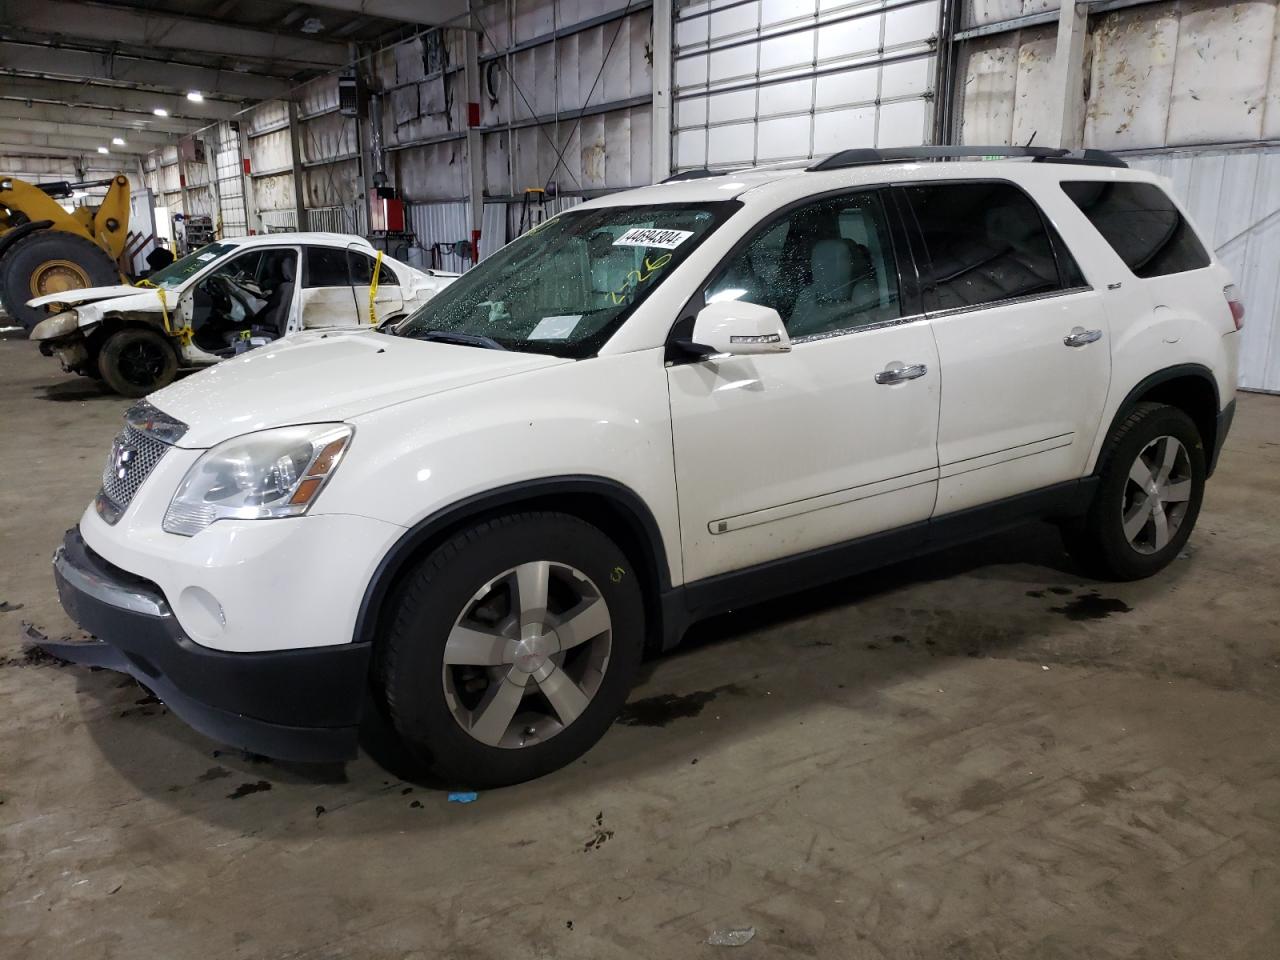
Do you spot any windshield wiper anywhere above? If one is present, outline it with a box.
[412,329,507,351]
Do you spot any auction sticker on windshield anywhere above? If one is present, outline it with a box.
[612,228,693,249]
[528,314,582,340]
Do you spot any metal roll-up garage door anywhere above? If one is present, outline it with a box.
[672,0,942,172]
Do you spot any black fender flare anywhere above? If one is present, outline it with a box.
[351,475,676,649]
[0,219,54,260]
[1097,362,1222,472]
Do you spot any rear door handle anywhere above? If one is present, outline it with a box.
[875,362,928,384]
[1063,327,1102,347]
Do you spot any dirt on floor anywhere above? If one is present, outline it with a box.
[1,336,1278,959]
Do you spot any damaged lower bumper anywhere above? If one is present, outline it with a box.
[47,527,371,763]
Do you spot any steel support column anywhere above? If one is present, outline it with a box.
[1044,0,1088,149]
[651,0,673,181]
[464,4,485,261]
[288,100,308,231]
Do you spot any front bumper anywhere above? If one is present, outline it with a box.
[47,527,372,762]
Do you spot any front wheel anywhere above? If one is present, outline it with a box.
[97,327,179,397]
[1062,401,1206,581]
[377,512,645,787]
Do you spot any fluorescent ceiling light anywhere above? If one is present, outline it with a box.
[112,137,125,146]
[186,91,204,102]
[97,146,109,154]
[153,107,168,117]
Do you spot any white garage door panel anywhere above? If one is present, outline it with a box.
[759,77,816,114]
[673,0,938,170]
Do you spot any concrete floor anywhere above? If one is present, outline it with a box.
[2,336,1278,959]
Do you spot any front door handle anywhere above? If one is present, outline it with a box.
[875,362,928,384]
[1063,326,1103,347]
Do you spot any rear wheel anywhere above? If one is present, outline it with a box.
[0,231,119,331]
[1062,401,1206,580]
[378,512,644,787]
[98,327,178,397]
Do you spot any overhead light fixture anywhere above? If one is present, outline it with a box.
[97,146,109,154]
[153,107,168,117]
[187,91,204,102]
[112,136,126,146]
[300,17,324,34]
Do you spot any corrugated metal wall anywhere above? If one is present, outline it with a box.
[407,202,472,271]
[958,0,1280,149]
[673,0,942,170]
[245,99,296,231]
[1127,146,1280,393]
[477,0,654,196]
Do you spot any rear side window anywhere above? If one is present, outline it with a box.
[1061,181,1209,278]
[348,250,376,285]
[901,181,1081,312]
[304,246,351,288]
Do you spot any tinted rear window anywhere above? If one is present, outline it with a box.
[901,181,1081,312]
[1061,181,1210,278]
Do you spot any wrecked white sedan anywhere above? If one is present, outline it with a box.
[29,232,457,397]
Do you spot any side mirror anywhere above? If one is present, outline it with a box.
[684,300,791,359]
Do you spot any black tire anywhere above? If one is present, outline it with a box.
[1062,401,1206,581]
[0,231,119,331]
[98,327,179,398]
[378,512,645,788]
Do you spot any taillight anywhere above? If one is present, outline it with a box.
[1225,284,1245,330]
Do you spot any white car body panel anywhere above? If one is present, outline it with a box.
[668,323,941,581]
[928,289,1113,516]
[28,284,142,308]
[149,331,568,449]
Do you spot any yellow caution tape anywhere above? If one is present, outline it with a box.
[155,287,194,347]
[368,250,383,325]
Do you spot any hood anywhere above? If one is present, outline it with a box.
[27,285,150,308]
[149,330,571,448]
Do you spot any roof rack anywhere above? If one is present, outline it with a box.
[661,168,721,183]
[806,145,1127,172]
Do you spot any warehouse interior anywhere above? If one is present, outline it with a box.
[3,0,1280,956]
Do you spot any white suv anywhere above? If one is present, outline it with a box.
[45,147,1242,786]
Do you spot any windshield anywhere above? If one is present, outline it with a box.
[394,201,740,357]
[146,242,238,289]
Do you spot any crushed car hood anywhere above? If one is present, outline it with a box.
[149,330,571,448]
[27,285,152,308]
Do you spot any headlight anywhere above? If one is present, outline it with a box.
[163,424,352,536]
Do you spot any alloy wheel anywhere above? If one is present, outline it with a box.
[118,341,167,388]
[442,560,613,749]
[1121,434,1192,554]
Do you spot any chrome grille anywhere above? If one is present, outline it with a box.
[98,424,168,523]
[96,401,187,525]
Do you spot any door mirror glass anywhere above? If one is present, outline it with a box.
[691,300,791,357]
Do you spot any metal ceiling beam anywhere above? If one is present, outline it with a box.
[298,0,471,27]
[0,0,350,68]
[0,99,202,134]
[0,42,289,100]
[0,130,151,155]
[0,77,242,120]
[0,143,133,163]
[5,27,306,80]
[0,117,175,147]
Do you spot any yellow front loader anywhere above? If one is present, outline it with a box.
[0,173,131,331]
